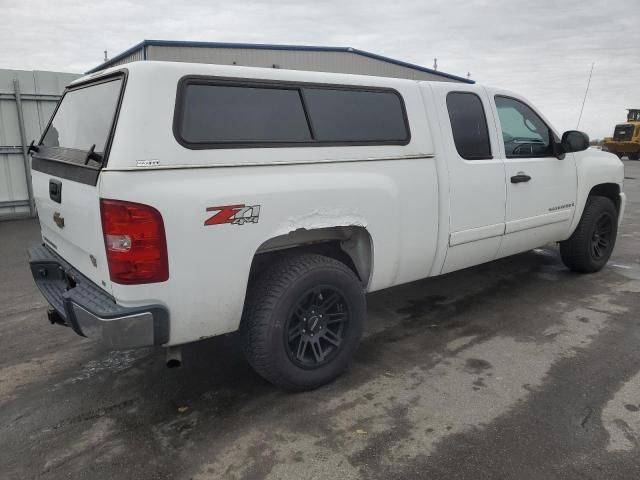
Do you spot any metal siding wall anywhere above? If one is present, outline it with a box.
[107,49,145,68]
[0,69,79,220]
[145,46,455,82]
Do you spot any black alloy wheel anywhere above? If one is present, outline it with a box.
[242,253,365,391]
[285,286,349,369]
[560,195,618,273]
[590,213,614,261]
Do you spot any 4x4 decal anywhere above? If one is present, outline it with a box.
[205,204,261,226]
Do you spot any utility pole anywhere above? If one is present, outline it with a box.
[433,58,438,71]
[104,50,109,62]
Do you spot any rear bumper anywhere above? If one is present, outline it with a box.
[28,243,169,349]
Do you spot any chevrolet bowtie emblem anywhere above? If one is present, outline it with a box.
[53,211,65,229]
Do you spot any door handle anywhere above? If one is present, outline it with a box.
[510,173,531,184]
[49,179,62,203]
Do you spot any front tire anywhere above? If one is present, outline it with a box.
[560,196,618,273]
[629,153,640,161]
[241,253,365,391]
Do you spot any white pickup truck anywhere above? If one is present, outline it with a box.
[28,61,625,390]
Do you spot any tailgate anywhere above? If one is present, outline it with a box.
[30,73,125,293]
[32,169,109,290]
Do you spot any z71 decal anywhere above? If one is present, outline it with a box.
[205,204,261,226]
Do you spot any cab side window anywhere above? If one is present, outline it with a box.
[446,92,492,160]
[495,96,553,158]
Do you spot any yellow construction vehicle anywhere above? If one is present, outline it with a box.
[603,109,640,160]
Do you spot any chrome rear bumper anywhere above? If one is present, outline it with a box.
[28,243,169,349]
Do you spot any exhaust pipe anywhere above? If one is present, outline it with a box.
[166,346,182,368]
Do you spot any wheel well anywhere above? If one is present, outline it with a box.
[588,183,621,212]
[249,227,373,288]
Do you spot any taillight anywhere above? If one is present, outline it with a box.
[99,199,169,284]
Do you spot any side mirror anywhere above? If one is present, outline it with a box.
[561,130,589,153]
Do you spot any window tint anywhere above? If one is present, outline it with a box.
[42,78,122,156]
[302,88,408,142]
[495,96,553,157]
[179,84,311,143]
[176,80,410,147]
[446,92,492,160]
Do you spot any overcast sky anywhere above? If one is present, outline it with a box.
[2,0,638,139]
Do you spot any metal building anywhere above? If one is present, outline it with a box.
[0,69,79,220]
[88,40,473,83]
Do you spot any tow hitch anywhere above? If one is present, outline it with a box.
[47,308,67,326]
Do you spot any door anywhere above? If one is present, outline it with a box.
[429,84,507,274]
[488,93,577,258]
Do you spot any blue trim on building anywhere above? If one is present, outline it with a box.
[87,39,473,83]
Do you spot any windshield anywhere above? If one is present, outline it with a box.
[41,78,122,156]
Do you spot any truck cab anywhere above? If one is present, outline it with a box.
[28,61,625,390]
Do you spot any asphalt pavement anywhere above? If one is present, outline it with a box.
[1,160,640,480]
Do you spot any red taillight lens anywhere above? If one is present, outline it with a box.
[100,199,169,284]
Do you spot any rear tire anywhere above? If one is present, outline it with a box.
[560,196,618,273]
[241,253,365,391]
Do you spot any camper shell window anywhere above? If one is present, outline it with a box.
[174,77,410,149]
